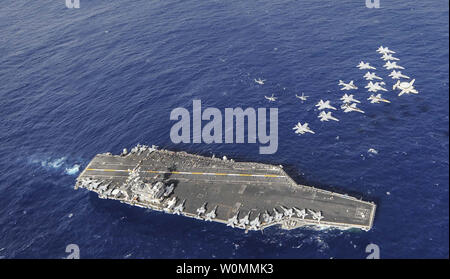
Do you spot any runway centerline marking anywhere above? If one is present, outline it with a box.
[85,168,285,178]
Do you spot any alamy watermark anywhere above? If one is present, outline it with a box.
[66,0,80,9]
[170,100,278,154]
[365,0,380,8]
[65,244,80,259]
[365,243,380,259]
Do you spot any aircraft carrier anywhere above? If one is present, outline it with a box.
[75,145,376,231]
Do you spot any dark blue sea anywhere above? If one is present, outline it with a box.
[0,0,448,259]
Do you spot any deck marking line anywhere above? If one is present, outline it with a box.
[85,168,285,178]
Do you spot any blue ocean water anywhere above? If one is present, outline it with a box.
[0,0,448,259]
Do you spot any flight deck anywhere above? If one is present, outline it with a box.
[75,145,376,231]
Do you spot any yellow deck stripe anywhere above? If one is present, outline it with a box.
[85,168,285,178]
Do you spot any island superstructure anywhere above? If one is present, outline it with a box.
[75,145,376,231]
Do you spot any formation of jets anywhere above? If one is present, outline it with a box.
[257,46,419,137]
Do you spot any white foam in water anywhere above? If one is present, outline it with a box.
[65,164,80,175]
[38,157,67,169]
[50,157,66,168]
[30,155,81,175]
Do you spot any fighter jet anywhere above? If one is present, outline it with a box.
[239,212,251,227]
[389,70,410,80]
[381,53,400,61]
[227,211,239,228]
[280,206,294,218]
[264,94,277,102]
[357,61,376,70]
[377,46,395,55]
[338,80,358,90]
[90,180,102,189]
[173,199,185,215]
[249,213,261,230]
[293,122,315,135]
[262,211,274,224]
[293,208,308,219]
[341,103,365,114]
[196,203,207,217]
[273,208,284,222]
[318,111,339,122]
[204,205,217,221]
[393,79,419,96]
[340,93,361,104]
[368,94,391,104]
[166,197,177,210]
[363,72,383,81]
[98,181,111,192]
[163,183,174,197]
[104,188,113,196]
[365,81,388,93]
[308,209,324,222]
[383,61,405,70]
[254,78,265,85]
[295,93,309,102]
[315,99,337,110]
[80,178,93,187]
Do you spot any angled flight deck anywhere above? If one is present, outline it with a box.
[75,145,376,231]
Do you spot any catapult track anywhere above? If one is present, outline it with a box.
[75,145,376,232]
